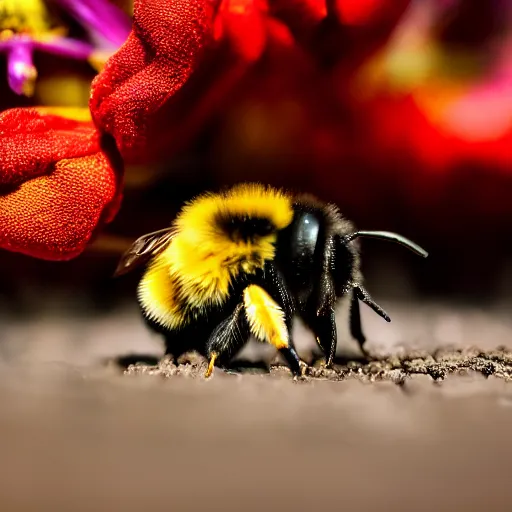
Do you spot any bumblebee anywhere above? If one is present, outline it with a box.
[115,183,427,377]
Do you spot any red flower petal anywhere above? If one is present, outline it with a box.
[0,108,99,186]
[0,108,122,260]
[216,0,268,61]
[270,0,327,27]
[90,0,220,164]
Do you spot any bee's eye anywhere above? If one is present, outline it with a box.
[287,212,320,260]
[299,213,319,249]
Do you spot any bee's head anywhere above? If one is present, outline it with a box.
[275,201,428,295]
[283,211,321,258]
[275,207,323,280]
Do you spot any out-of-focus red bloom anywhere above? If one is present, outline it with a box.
[90,0,511,226]
[90,0,220,164]
[0,108,122,260]
[90,0,410,165]
[349,0,512,171]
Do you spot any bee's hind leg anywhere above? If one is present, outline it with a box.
[204,303,250,378]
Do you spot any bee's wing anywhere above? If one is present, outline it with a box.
[114,227,176,277]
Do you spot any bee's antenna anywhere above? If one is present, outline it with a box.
[346,231,428,258]
[352,284,391,322]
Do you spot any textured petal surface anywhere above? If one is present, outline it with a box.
[0,109,121,260]
[0,109,99,186]
[90,0,219,163]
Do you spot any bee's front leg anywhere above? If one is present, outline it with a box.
[349,291,368,357]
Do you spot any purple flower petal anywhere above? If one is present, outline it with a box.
[52,0,131,49]
[33,36,94,60]
[6,40,37,96]
[0,1,130,95]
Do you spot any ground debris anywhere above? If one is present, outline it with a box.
[123,347,512,384]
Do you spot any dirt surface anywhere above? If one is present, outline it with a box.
[1,362,512,511]
[1,299,512,511]
[125,346,512,383]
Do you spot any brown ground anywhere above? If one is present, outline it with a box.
[1,300,512,511]
[126,347,512,383]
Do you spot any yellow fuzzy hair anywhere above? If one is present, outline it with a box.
[138,184,294,330]
[137,257,184,330]
[243,285,289,349]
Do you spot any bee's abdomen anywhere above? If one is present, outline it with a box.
[137,258,237,333]
[137,262,189,331]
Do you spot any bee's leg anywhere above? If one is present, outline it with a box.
[279,345,302,376]
[353,284,390,322]
[243,283,302,376]
[204,303,250,378]
[259,262,295,329]
[255,264,302,375]
[303,235,339,367]
[309,307,337,367]
[349,292,368,357]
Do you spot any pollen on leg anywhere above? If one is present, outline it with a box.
[243,285,289,349]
